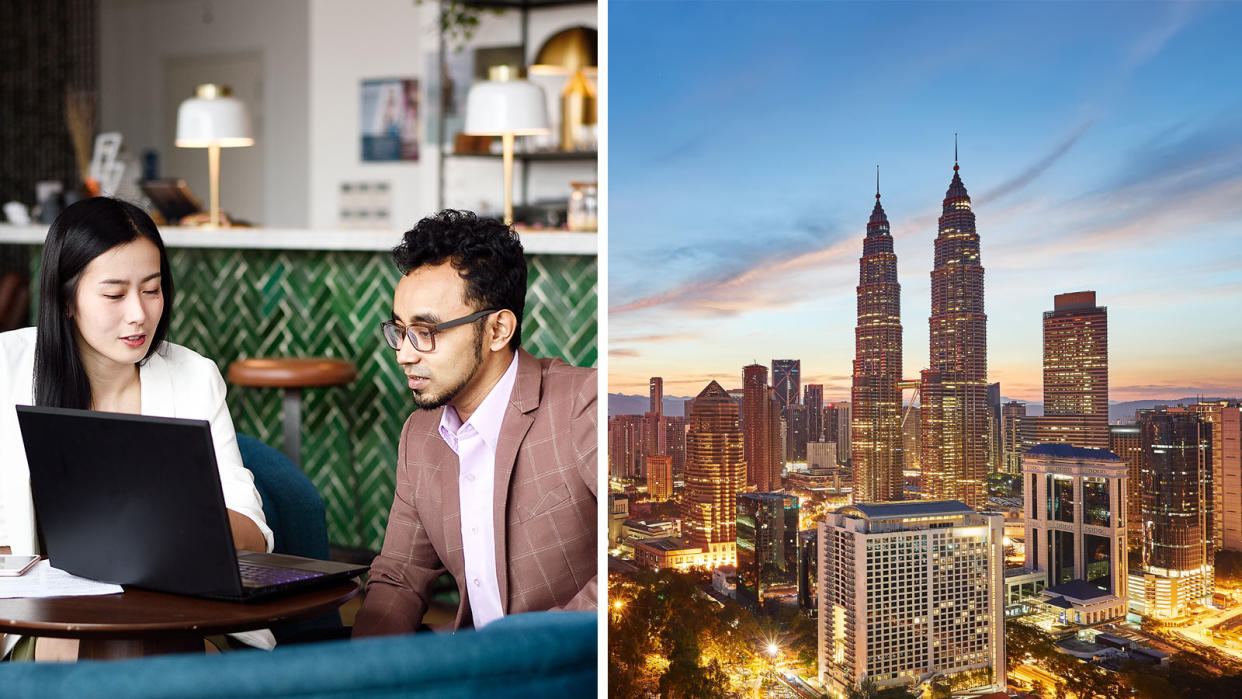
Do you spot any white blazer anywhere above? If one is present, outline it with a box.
[0,327,274,556]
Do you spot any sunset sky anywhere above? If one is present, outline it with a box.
[608,1,1242,403]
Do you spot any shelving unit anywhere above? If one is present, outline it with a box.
[435,0,597,212]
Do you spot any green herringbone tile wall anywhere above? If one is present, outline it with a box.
[8,243,596,552]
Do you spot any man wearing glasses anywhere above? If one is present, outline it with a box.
[353,209,597,636]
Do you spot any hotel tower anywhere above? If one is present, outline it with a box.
[851,174,904,503]
[818,501,1006,697]
[921,150,989,509]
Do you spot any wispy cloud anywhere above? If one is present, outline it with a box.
[611,128,1098,318]
[976,119,1094,206]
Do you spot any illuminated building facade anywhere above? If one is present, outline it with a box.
[1109,425,1143,549]
[851,182,904,504]
[921,155,989,509]
[1183,402,1241,552]
[1034,291,1109,450]
[1001,401,1027,475]
[736,492,800,612]
[1132,409,1213,618]
[1021,444,1128,624]
[772,359,801,417]
[817,501,1006,697]
[742,364,782,492]
[683,380,747,563]
[646,454,673,501]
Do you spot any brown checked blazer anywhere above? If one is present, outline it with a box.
[353,349,598,635]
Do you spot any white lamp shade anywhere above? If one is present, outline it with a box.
[463,79,550,135]
[175,94,254,148]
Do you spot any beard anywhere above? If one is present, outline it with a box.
[410,324,485,410]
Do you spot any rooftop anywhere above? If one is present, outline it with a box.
[1025,443,1122,461]
[1045,579,1112,601]
[839,500,974,520]
[633,537,698,553]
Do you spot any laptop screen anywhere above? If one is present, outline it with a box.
[17,406,244,597]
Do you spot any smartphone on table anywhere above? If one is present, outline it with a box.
[0,555,39,576]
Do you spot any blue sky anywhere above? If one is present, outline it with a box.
[608,0,1242,403]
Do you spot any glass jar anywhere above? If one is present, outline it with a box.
[567,181,598,232]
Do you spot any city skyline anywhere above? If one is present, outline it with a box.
[609,1,1242,403]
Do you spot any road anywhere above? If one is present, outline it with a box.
[1011,661,1075,699]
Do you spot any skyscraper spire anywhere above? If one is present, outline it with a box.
[852,170,904,503]
[921,151,988,509]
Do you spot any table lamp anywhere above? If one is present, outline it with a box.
[530,26,597,152]
[463,66,549,226]
[175,83,253,228]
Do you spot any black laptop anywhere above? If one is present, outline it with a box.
[17,405,368,601]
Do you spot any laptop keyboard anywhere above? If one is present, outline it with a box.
[238,561,324,587]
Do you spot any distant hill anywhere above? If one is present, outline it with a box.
[609,394,692,418]
[1108,397,1239,424]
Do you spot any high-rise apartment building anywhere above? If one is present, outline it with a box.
[772,359,801,417]
[683,381,747,564]
[805,384,825,442]
[1184,402,1242,552]
[663,415,688,479]
[1035,292,1109,450]
[851,182,904,504]
[787,404,809,462]
[986,382,1001,472]
[837,402,852,466]
[799,529,819,618]
[1130,409,1213,618]
[649,376,663,418]
[1001,401,1027,475]
[818,501,1005,697]
[737,492,800,612]
[743,364,781,492]
[824,403,840,443]
[1022,444,1128,624]
[920,155,989,509]
[902,405,921,474]
[608,414,646,479]
[1109,424,1142,549]
[647,455,673,501]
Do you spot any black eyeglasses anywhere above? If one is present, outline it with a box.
[379,309,497,352]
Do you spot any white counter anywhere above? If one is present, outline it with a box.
[0,224,597,255]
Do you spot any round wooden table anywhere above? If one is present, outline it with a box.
[0,581,359,659]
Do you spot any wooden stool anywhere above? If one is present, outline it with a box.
[227,358,357,468]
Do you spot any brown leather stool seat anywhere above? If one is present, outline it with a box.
[228,358,357,468]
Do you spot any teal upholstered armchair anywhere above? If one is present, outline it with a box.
[236,434,344,641]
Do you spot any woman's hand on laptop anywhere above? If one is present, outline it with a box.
[228,510,268,552]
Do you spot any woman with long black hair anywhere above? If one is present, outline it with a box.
[0,197,272,659]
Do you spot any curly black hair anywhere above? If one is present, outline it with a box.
[392,209,526,350]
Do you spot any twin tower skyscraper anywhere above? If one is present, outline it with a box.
[851,151,989,508]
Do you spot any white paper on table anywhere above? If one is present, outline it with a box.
[0,560,124,598]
